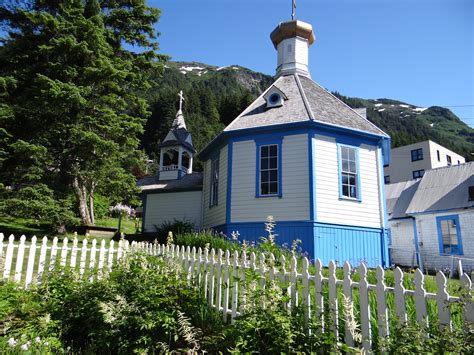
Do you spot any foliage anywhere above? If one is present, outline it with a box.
[155,218,196,242]
[0,0,167,227]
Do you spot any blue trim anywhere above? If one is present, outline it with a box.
[412,218,422,270]
[199,120,388,160]
[377,146,390,265]
[209,156,220,208]
[255,137,283,198]
[226,142,233,224]
[436,215,463,255]
[337,143,362,202]
[308,131,316,221]
[141,193,148,233]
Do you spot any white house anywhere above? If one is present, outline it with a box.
[387,162,474,273]
[138,99,203,232]
[383,140,465,184]
[140,18,392,267]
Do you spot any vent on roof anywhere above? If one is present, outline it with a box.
[469,186,474,201]
[263,86,287,109]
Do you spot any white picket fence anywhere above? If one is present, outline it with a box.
[1,234,473,352]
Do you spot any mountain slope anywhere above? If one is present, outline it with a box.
[142,61,473,166]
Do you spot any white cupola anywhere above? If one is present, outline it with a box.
[270,20,315,79]
[157,91,195,181]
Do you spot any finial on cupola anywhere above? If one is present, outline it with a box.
[271,1,315,79]
[172,90,187,129]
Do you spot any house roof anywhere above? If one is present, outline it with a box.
[386,162,474,218]
[224,73,388,137]
[138,172,203,193]
[406,162,474,214]
[157,127,196,153]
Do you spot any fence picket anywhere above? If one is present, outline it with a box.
[60,238,69,267]
[314,259,324,329]
[3,235,15,280]
[301,257,310,329]
[0,233,4,261]
[203,248,209,300]
[375,266,389,338]
[231,251,239,323]
[25,236,38,288]
[239,251,247,314]
[216,249,223,310]
[97,239,106,280]
[460,273,474,323]
[107,240,115,273]
[14,235,26,282]
[89,239,97,280]
[343,261,354,346]
[290,256,298,310]
[359,263,371,351]
[70,238,79,269]
[279,255,288,310]
[394,267,407,324]
[328,261,338,338]
[189,247,196,281]
[36,237,48,281]
[196,247,203,287]
[49,237,59,271]
[79,239,88,277]
[414,269,428,327]
[436,271,451,330]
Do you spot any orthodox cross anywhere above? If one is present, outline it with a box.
[178,90,185,111]
[291,0,296,20]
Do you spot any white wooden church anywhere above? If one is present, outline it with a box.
[139,18,391,267]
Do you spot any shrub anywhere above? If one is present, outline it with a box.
[154,218,195,242]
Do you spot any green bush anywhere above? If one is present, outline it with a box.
[154,219,195,242]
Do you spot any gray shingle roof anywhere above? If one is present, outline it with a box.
[386,180,420,219]
[406,162,474,214]
[224,73,388,137]
[138,172,203,192]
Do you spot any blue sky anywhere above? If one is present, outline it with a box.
[149,0,473,127]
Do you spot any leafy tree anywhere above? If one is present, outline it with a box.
[0,0,167,228]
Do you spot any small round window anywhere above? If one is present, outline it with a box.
[269,92,281,105]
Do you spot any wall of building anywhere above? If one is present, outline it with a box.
[389,218,417,267]
[314,135,382,229]
[428,141,465,169]
[384,140,465,184]
[230,134,309,222]
[202,145,228,229]
[415,209,474,273]
[143,191,202,232]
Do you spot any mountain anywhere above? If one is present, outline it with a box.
[142,61,473,168]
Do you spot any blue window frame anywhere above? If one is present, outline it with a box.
[384,175,390,184]
[412,169,424,179]
[411,148,423,161]
[210,157,219,207]
[337,144,361,201]
[255,138,282,198]
[436,215,463,255]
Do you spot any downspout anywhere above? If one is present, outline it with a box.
[412,217,424,272]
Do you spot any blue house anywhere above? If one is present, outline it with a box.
[140,19,391,267]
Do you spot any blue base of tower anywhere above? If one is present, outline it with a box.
[214,221,389,268]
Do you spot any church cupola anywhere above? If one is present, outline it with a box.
[270,19,315,79]
[157,91,195,181]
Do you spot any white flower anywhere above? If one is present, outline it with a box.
[21,343,29,351]
[35,336,41,343]
[7,337,17,347]
[44,341,49,346]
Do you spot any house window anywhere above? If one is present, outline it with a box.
[437,150,440,162]
[339,145,360,200]
[437,215,463,255]
[384,175,390,184]
[258,144,280,196]
[210,158,219,207]
[411,148,423,161]
[469,186,474,201]
[412,169,424,179]
[447,155,452,166]
[457,160,460,165]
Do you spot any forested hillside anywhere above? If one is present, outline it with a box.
[143,61,474,167]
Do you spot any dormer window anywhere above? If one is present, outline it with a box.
[264,86,287,108]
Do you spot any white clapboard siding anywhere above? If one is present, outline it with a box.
[3,235,473,353]
[314,135,382,228]
[144,190,203,232]
[202,145,228,228]
[231,134,309,222]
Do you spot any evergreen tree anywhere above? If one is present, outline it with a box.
[0,0,167,228]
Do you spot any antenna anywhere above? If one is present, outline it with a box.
[292,0,296,20]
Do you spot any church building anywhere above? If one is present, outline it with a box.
[139,18,391,267]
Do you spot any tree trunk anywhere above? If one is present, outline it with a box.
[73,176,92,225]
[89,185,95,226]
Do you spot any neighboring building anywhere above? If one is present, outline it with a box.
[195,19,391,267]
[387,162,474,273]
[383,140,465,184]
[138,100,203,232]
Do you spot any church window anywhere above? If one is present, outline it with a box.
[257,142,281,197]
[338,145,360,200]
[210,158,219,207]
